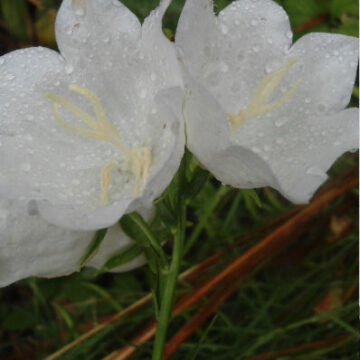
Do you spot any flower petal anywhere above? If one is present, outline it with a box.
[135,87,185,208]
[234,108,359,203]
[55,0,141,67]
[287,32,359,116]
[183,69,276,188]
[176,0,292,113]
[0,1,184,231]
[0,201,142,287]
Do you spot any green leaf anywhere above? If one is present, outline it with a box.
[284,0,329,28]
[336,18,359,36]
[120,213,168,273]
[331,0,359,18]
[185,167,209,200]
[0,0,29,41]
[79,229,108,268]
[2,308,38,330]
[81,283,123,312]
[242,189,262,209]
[97,244,143,274]
[156,201,177,230]
[52,302,75,331]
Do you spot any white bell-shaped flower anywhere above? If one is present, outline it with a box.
[176,0,358,203]
[0,0,184,230]
[0,200,146,287]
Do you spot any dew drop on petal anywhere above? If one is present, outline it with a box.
[6,74,15,81]
[139,89,147,99]
[237,51,245,61]
[317,104,327,113]
[274,118,288,127]
[275,138,284,145]
[306,166,325,177]
[251,19,258,26]
[285,31,292,39]
[65,64,74,74]
[21,163,31,172]
[220,23,229,35]
[0,58,5,65]
[220,62,229,73]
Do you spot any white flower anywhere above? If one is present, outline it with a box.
[0,200,146,287]
[0,0,184,230]
[176,0,358,203]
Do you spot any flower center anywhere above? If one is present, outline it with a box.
[226,57,302,135]
[44,84,152,205]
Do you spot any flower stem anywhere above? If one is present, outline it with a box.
[152,197,186,360]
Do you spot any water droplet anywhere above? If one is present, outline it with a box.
[220,62,229,73]
[274,118,288,127]
[6,74,15,81]
[150,72,157,81]
[275,138,284,145]
[72,179,81,186]
[252,45,260,53]
[206,71,220,87]
[65,64,74,74]
[220,23,228,35]
[306,166,325,177]
[237,51,245,61]
[21,163,31,172]
[317,104,327,113]
[0,58,4,65]
[304,98,311,104]
[139,89,147,99]
[285,30,292,39]
[251,19,258,26]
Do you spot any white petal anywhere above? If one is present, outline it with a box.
[234,108,359,203]
[55,0,141,67]
[0,201,143,287]
[135,87,185,208]
[183,69,276,188]
[176,0,292,113]
[288,32,359,116]
[0,1,184,231]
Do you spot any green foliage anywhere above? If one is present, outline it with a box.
[0,1,358,360]
[79,229,108,268]
[0,0,29,41]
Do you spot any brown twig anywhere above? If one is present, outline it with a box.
[107,171,358,359]
[244,334,350,360]
[294,14,329,33]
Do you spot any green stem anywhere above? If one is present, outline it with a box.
[128,212,169,268]
[184,186,228,255]
[152,196,186,360]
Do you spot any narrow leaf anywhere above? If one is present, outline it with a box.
[79,229,108,268]
[97,244,143,274]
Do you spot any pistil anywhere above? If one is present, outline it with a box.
[44,84,152,204]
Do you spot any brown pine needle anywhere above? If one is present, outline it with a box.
[244,335,350,360]
[105,170,358,359]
